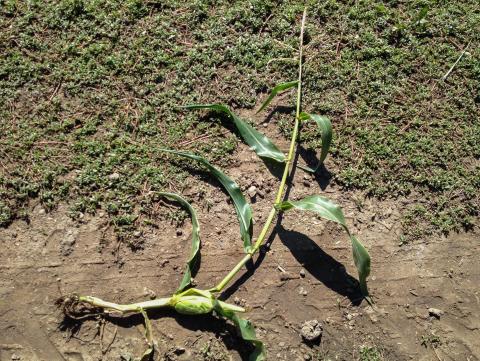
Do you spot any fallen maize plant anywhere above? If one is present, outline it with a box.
[58,8,371,360]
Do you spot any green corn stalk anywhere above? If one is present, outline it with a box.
[58,8,371,361]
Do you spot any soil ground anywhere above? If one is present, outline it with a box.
[1,131,479,361]
[1,2,479,360]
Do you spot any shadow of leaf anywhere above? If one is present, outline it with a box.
[277,225,363,305]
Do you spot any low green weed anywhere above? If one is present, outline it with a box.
[58,9,371,360]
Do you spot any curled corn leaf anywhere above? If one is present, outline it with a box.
[172,289,245,316]
[139,309,154,361]
[215,304,266,361]
[183,104,286,163]
[157,192,200,294]
[160,149,253,253]
[350,235,371,296]
[277,195,371,296]
[299,112,332,172]
[256,80,298,113]
[173,295,214,315]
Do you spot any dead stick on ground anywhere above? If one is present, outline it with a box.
[49,81,62,101]
[432,346,443,361]
[101,324,117,355]
[178,130,229,147]
[442,41,470,81]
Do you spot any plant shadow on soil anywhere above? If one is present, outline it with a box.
[59,309,255,360]
[276,226,363,305]
[219,218,362,307]
[297,147,333,190]
[219,150,361,305]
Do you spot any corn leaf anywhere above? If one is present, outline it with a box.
[277,194,345,225]
[256,80,298,113]
[139,309,154,361]
[160,149,253,253]
[215,304,266,361]
[183,104,286,163]
[350,235,371,296]
[299,112,332,172]
[277,195,371,296]
[157,192,201,294]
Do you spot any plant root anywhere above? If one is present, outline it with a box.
[56,294,104,320]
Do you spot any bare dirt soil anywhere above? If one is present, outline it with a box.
[1,126,479,361]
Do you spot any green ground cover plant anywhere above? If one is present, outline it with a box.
[58,10,371,359]
[1,0,478,243]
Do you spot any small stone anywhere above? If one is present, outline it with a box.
[108,172,120,181]
[133,230,142,237]
[303,180,311,187]
[300,319,322,342]
[279,342,285,348]
[176,229,183,236]
[304,354,312,360]
[247,185,257,198]
[428,308,444,318]
[365,306,378,323]
[38,208,46,215]
[11,354,21,361]
[345,313,353,321]
[160,259,169,267]
[279,272,293,281]
[298,287,308,296]
[143,287,156,300]
[299,269,306,278]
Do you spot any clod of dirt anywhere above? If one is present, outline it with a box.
[279,272,294,281]
[60,229,78,256]
[108,172,120,181]
[247,185,257,198]
[298,286,308,296]
[234,297,247,307]
[300,319,322,342]
[143,287,156,300]
[428,308,444,318]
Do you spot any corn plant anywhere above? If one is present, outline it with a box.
[58,9,371,361]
